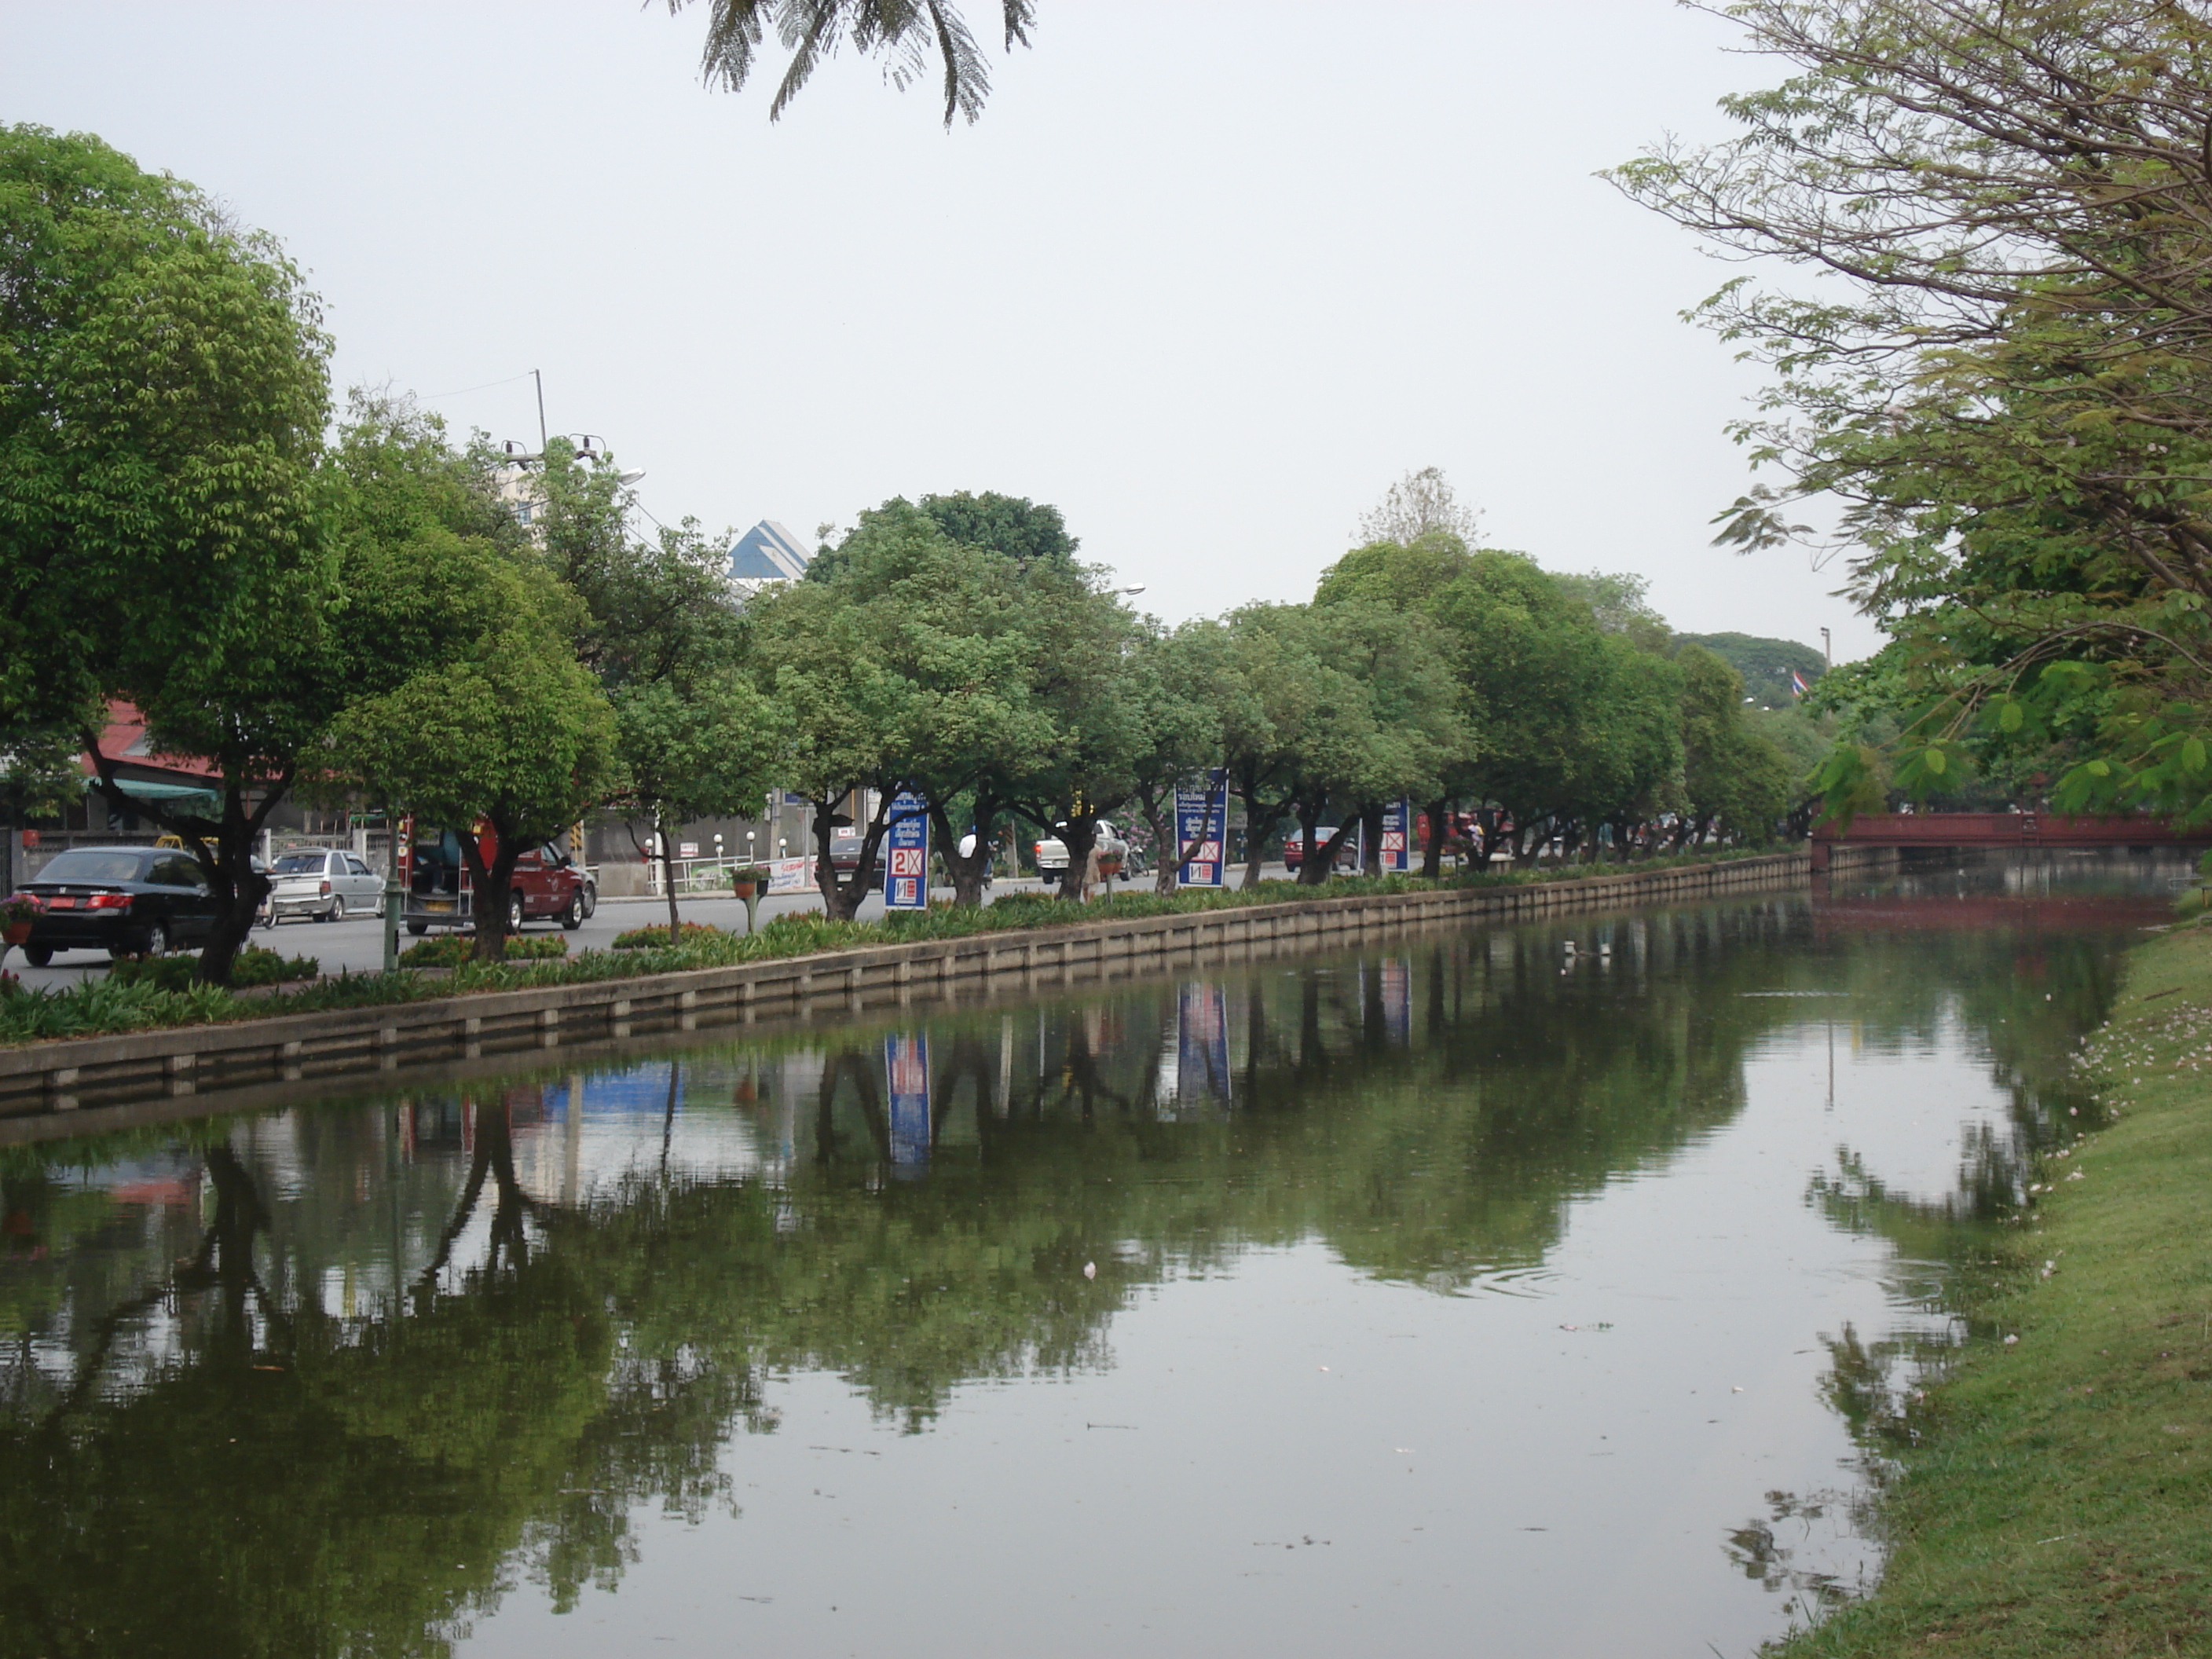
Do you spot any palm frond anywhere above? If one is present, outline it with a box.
[668,0,1032,126]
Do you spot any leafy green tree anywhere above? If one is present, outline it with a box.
[746,503,1055,917]
[1122,623,1232,894]
[1353,466,1482,547]
[609,676,786,939]
[988,559,1159,901]
[1314,533,1498,873]
[872,493,1108,905]
[519,449,786,938]
[1214,601,1463,886]
[1676,645,1795,847]
[328,558,619,959]
[1557,637,1684,860]
[1,125,333,982]
[916,490,1077,571]
[674,0,1037,126]
[1610,1,2212,822]
[1317,537,1646,866]
[1214,604,1351,885]
[1551,569,1673,657]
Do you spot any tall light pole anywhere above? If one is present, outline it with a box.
[1819,626,1832,668]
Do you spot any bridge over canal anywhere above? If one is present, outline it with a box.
[1810,811,2212,871]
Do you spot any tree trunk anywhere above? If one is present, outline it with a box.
[657,811,682,942]
[1232,777,1290,890]
[460,824,525,961]
[929,797,999,909]
[1420,797,1448,880]
[1053,814,1100,903]
[811,800,855,921]
[1470,807,1500,873]
[192,779,281,986]
[1360,802,1384,877]
[812,794,892,921]
[1294,803,1342,887]
[1133,782,1179,896]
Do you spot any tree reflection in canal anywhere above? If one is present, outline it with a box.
[0,877,2144,1657]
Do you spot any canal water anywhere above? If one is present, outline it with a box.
[0,855,2180,1657]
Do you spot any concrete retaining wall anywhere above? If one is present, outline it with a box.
[1821,843,1903,878]
[0,851,1809,1127]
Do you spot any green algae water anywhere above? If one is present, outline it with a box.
[0,856,2180,1658]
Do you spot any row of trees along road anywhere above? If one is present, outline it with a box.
[1,123,1814,987]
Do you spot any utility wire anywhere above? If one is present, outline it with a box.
[419,371,537,402]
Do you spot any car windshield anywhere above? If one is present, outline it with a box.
[272,853,326,874]
[34,851,147,884]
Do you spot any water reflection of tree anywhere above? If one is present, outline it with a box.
[0,893,2143,1655]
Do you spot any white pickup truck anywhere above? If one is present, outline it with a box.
[1032,820,1132,881]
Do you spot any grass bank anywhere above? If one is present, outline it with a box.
[1778,925,2212,1657]
[0,848,1785,1049]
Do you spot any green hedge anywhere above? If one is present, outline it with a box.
[398,933,569,968]
[108,946,320,991]
[611,921,725,950]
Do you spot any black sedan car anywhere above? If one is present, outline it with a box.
[13,846,222,964]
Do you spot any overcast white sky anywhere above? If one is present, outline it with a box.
[3,0,1880,660]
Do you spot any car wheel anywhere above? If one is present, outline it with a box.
[562,891,585,930]
[406,921,428,937]
[328,896,346,924]
[508,892,525,934]
[23,947,51,967]
[142,922,169,958]
[580,880,597,919]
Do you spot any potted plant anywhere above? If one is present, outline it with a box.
[0,893,38,947]
[728,865,771,934]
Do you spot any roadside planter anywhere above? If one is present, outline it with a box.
[729,866,770,934]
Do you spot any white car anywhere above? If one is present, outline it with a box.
[1033,821,1130,881]
[262,848,385,925]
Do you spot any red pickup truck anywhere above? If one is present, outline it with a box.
[402,826,593,935]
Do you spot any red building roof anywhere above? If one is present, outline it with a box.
[83,701,222,782]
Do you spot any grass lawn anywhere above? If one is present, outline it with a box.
[1778,924,2212,1656]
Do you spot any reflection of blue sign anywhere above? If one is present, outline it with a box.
[1176,983,1232,1108]
[1381,958,1412,1046]
[1175,768,1229,888]
[884,788,929,910]
[1381,799,1411,873]
[885,1033,931,1165]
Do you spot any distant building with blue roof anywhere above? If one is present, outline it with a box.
[728,521,811,595]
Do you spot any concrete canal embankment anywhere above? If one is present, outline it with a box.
[0,848,1885,1137]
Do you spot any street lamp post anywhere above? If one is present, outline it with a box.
[1820,627,1832,668]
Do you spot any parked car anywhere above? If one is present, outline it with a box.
[404,829,591,934]
[1033,821,1130,881]
[829,830,866,874]
[12,846,222,963]
[261,848,385,925]
[1282,827,1360,874]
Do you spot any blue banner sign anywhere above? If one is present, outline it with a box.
[885,1033,931,1166]
[884,789,929,910]
[1381,798,1412,873]
[1174,768,1229,888]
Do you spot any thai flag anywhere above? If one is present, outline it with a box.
[1791,670,1811,696]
